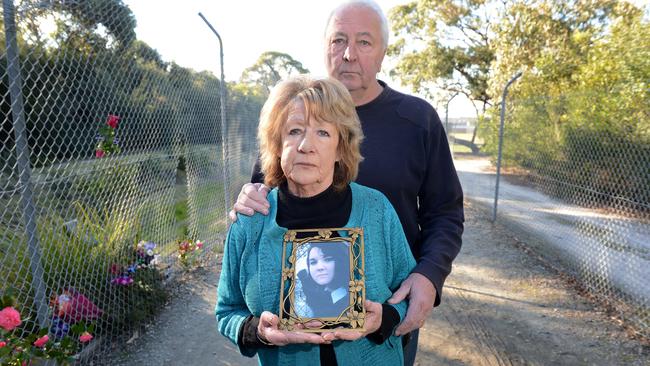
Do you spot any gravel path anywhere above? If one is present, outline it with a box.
[108,202,649,365]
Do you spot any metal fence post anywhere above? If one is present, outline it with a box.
[444,91,459,140]
[198,12,231,226]
[3,0,49,328]
[492,71,522,222]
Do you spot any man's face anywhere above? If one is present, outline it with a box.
[324,5,385,100]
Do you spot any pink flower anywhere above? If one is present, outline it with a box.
[106,114,120,129]
[109,263,122,275]
[55,290,103,323]
[0,306,22,331]
[79,331,93,343]
[196,240,204,249]
[0,340,6,348]
[95,149,105,158]
[33,335,49,348]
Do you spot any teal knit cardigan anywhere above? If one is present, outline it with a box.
[216,183,416,366]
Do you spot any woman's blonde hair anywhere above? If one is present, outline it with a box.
[258,75,363,191]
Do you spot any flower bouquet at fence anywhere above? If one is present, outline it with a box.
[95,114,121,158]
[106,240,167,327]
[177,239,204,269]
[0,288,96,366]
[110,241,159,286]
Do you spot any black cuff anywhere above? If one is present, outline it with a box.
[366,304,400,344]
[237,315,276,349]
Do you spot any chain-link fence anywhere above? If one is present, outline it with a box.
[453,87,649,338]
[1,1,259,363]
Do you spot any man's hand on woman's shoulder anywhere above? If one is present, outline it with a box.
[228,183,271,221]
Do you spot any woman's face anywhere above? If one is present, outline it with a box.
[280,100,340,197]
[308,247,336,286]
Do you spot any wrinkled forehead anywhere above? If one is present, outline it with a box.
[286,99,306,123]
[285,97,335,128]
[325,4,382,38]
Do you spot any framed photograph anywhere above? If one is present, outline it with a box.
[278,228,365,332]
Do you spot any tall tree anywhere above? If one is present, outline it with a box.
[18,0,136,52]
[388,0,496,112]
[388,0,499,150]
[240,51,309,97]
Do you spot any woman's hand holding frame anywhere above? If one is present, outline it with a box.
[257,311,329,346]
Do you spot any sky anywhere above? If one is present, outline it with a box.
[122,0,649,118]
[123,0,477,118]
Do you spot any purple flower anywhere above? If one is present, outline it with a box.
[50,316,70,339]
[144,242,156,251]
[111,275,133,286]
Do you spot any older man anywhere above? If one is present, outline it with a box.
[232,1,464,365]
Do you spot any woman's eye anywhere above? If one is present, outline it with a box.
[324,256,334,262]
[309,259,317,266]
[317,130,330,137]
[289,128,302,135]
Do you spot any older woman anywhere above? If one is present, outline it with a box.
[216,76,415,366]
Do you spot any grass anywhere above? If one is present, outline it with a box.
[451,143,474,154]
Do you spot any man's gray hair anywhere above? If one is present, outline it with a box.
[325,0,390,51]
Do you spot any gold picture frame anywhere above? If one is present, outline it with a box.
[278,228,365,332]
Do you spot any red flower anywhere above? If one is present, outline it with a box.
[33,334,49,348]
[109,263,122,275]
[0,306,21,331]
[0,340,6,348]
[106,114,120,129]
[79,331,93,343]
[95,149,105,158]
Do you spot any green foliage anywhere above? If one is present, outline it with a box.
[382,0,650,211]
[480,6,649,210]
[388,0,495,109]
[239,51,309,97]
[0,3,264,170]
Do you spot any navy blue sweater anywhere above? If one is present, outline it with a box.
[252,81,464,306]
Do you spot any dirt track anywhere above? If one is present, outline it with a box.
[109,201,649,365]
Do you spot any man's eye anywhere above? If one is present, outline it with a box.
[333,38,346,45]
[360,40,371,46]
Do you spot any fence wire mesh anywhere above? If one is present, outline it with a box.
[453,88,649,338]
[1,0,259,363]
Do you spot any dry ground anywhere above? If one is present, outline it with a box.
[108,201,649,365]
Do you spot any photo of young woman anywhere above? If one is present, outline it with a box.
[296,242,350,318]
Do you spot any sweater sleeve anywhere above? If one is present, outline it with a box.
[251,158,263,184]
[215,219,257,358]
[383,197,417,320]
[412,111,464,306]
